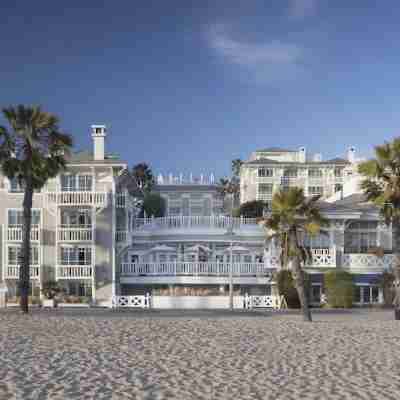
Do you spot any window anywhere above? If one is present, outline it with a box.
[95,127,102,134]
[60,247,92,265]
[308,186,324,196]
[354,285,380,304]
[190,207,203,216]
[303,233,330,248]
[258,184,273,194]
[334,168,343,178]
[8,210,40,226]
[283,168,297,178]
[258,168,273,177]
[8,246,39,265]
[60,210,91,227]
[308,169,323,178]
[9,177,24,193]
[61,175,92,192]
[344,221,377,253]
[243,255,252,263]
[169,207,181,215]
[335,184,343,193]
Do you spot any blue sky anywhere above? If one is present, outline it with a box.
[1,0,400,178]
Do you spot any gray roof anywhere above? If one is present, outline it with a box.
[67,151,126,165]
[256,147,296,153]
[244,157,350,166]
[318,193,379,214]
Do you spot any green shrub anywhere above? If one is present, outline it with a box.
[324,270,354,308]
[276,270,310,309]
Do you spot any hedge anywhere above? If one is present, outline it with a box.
[323,270,354,308]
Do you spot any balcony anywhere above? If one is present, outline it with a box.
[120,262,270,277]
[133,216,258,231]
[7,226,40,242]
[116,230,128,243]
[4,265,40,280]
[58,226,93,242]
[342,253,394,271]
[47,192,108,207]
[56,265,93,279]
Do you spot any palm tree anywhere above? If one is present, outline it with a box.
[132,163,155,194]
[216,178,240,214]
[231,158,243,180]
[0,105,72,313]
[358,138,400,319]
[258,187,327,322]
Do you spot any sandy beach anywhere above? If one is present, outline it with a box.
[0,309,399,400]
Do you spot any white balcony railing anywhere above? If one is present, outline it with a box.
[116,230,128,243]
[311,248,336,267]
[58,227,93,241]
[342,253,394,270]
[47,192,107,207]
[7,226,40,242]
[56,265,93,279]
[116,192,126,208]
[4,265,40,279]
[133,216,259,231]
[265,248,336,269]
[120,262,271,277]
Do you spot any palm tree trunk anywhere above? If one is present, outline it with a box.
[289,230,312,322]
[392,219,400,319]
[20,182,33,314]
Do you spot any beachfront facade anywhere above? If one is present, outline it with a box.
[0,133,393,308]
[240,146,362,207]
[0,125,139,306]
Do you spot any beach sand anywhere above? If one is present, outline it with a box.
[0,309,399,400]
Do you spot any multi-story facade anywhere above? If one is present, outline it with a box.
[0,136,394,308]
[0,125,139,306]
[240,146,361,207]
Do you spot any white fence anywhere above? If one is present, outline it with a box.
[342,253,394,269]
[265,248,336,268]
[133,216,258,231]
[244,294,286,309]
[120,262,271,277]
[112,294,151,308]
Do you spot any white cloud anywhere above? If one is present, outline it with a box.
[206,24,303,83]
[287,0,318,19]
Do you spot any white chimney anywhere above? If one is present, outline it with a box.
[346,146,356,163]
[298,147,306,163]
[91,125,106,161]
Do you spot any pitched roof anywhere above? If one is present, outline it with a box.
[256,147,296,153]
[67,151,125,165]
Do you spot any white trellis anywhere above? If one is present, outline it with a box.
[245,294,287,310]
[112,294,151,308]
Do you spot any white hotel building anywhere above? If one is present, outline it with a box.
[0,129,393,307]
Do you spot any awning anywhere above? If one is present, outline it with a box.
[186,244,212,253]
[146,244,176,253]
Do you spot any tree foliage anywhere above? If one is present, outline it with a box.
[259,187,327,321]
[323,270,354,308]
[141,193,166,217]
[0,105,72,313]
[132,162,155,194]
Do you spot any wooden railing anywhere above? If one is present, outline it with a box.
[47,192,107,207]
[56,265,93,279]
[58,227,93,241]
[4,265,40,279]
[133,216,259,231]
[7,226,40,241]
[120,262,270,277]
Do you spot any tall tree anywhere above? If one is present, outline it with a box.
[0,105,72,313]
[231,158,243,181]
[216,178,240,214]
[358,138,400,319]
[259,188,327,321]
[132,162,155,193]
